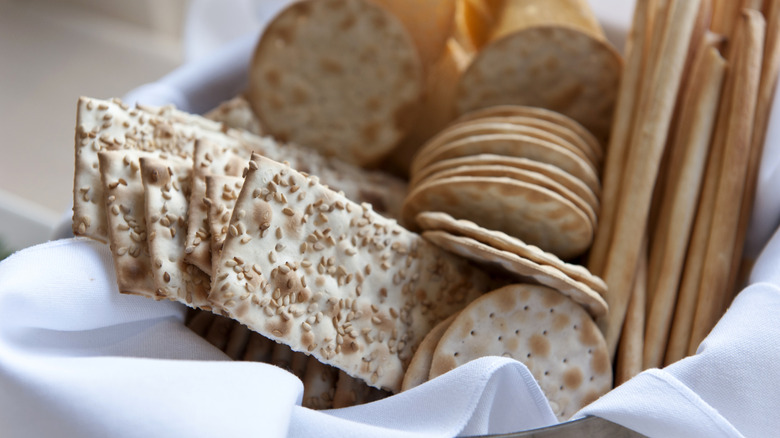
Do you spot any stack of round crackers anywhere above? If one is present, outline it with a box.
[403,105,603,261]
[401,283,612,421]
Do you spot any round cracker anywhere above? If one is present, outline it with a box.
[412,121,597,171]
[401,176,594,259]
[429,284,611,420]
[417,164,597,229]
[248,0,424,166]
[454,115,601,167]
[409,134,600,196]
[455,26,622,145]
[423,231,607,317]
[417,212,607,296]
[410,154,600,210]
[401,312,460,392]
[455,105,603,160]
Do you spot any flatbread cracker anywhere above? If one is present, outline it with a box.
[429,284,611,420]
[99,149,170,298]
[401,312,459,391]
[74,97,196,242]
[205,175,244,276]
[416,212,606,296]
[248,0,424,166]
[140,156,211,309]
[402,176,594,259]
[209,154,490,392]
[422,231,607,317]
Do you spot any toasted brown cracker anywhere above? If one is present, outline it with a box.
[302,357,339,410]
[417,212,606,297]
[224,324,252,360]
[402,176,594,259]
[243,332,275,363]
[429,284,612,421]
[205,315,235,352]
[455,26,622,144]
[333,371,390,408]
[401,312,459,392]
[422,231,607,317]
[204,96,263,136]
[185,309,217,337]
[209,154,490,392]
[248,0,423,166]
[140,156,211,309]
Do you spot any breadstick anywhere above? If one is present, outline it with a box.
[588,0,656,276]
[727,0,780,295]
[643,44,726,369]
[599,0,702,358]
[689,10,765,353]
[615,242,647,386]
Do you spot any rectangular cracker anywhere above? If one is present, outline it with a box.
[139,156,211,309]
[188,140,408,274]
[206,175,244,276]
[209,154,490,392]
[73,97,196,242]
[99,149,178,298]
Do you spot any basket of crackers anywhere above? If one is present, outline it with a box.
[68,0,780,434]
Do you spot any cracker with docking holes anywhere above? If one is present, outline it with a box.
[429,284,611,420]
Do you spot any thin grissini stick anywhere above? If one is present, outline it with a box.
[615,242,647,386]
[689,10,765,353]
[728,0,780,294]
[664,30,737,365]
[599,0,702,358]
[643,45,726,369]
[588,0,655,277]
[711,0,741,38]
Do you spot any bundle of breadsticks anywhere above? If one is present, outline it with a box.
[586,0,780,384]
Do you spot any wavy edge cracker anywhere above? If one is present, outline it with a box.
[402,176,594,260]
[416,212,606,297]
[333,371,391,408]
[209,154,490,392]
[422,231,607,318]
[140,156,211,309]
[429,284,612,421]
[247,0,424,166]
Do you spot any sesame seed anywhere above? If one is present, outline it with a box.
[282,207,295,216]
